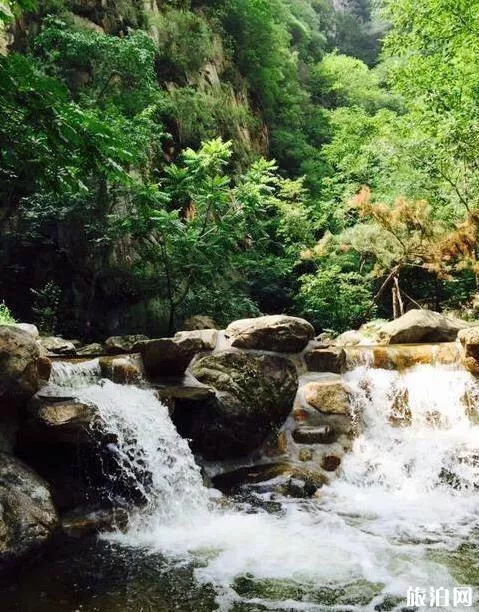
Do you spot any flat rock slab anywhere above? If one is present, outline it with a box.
[28,390,99,444]
[225,315,314,353]
[153,373,215,401]
[39,336,77,356]
[303,380,350,415]
[77,343,105,357]
[35,401,96,428]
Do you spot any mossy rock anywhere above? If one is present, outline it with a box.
[186,351,298,459]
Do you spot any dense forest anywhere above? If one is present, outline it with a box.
[1,0,478,338]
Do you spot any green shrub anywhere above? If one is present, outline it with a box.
[31,282,61,333]
[296,265,375,332]
[0,302,16,325]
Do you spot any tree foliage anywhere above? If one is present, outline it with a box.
[3,0,479,335]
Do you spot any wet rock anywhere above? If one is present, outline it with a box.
[37,356,52,381]
[213,463,291,491]
[304,346,345,373]
[77,343,105,357]
[0,452,58,570]
[184,351,298,459]
[263,430,288,458]
[183,315,218,330]
[461,355,479,375]
[0,325,40,404]
[389,389,411,427]
[138,333,213,378]
[321,455,341,472]
[213,462,327,497]
[458,327,479,374]
[293,407,311,422]
[27,392,98,445]
[425,410,448,428]
[36,386,76,402]
[375,309,465,344]
[61,507,129,538]
[225,315,314,353]
[292,425,337,444]
[39,336,77,356]
[105,334,148,355]
[281,467,328,498]
[303,380,350,415]
[298,448,313,462]
[34,401,95,428]
[99,354,143,384]
[154,373,215,403]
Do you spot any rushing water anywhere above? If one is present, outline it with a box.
[5,359,479,611]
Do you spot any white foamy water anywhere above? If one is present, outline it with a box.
[51,358,101,387]
[54,360,479,610]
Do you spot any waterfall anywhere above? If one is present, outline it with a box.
[343,365,479,495]
[51,358,101,387]
[325,364,479,549]
[50,360,209,523]
[49,359,479,610]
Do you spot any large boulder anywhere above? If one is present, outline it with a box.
[138,332,214,378]
[225,315,314,353]
[105,334,148,355]
[0,326,40,404]
[0,453,58,569]
[375,310,464,344]
[14,323,39,340]
[183,351,298,459]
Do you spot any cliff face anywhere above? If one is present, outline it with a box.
[0,0,270,336]
[68,0,268,157]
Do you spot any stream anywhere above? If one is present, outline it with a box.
[2,361,479,611]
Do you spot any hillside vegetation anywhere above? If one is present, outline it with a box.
[1,0,477,336]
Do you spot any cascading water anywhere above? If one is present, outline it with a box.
[50,360,209,522]
[47,360,479,611]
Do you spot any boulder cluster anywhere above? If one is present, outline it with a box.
[0,307,477,572]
